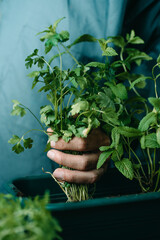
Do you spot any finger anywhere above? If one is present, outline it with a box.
[47,149,101,171]
[53,164,108,184]
[50,128,110,151]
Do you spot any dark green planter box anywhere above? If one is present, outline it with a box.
[8,168,160,240]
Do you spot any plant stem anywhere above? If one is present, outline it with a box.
[153,148,156,173]
[152,64,159,98]
[22,128,47,138]
[20,104,46,131]
[120,47,149,114]
[57,46,63,130]
[67,93,73,108]
[134,171,147,192]
[122,136,147,180]
[39,56,58,120]
[147,148,153,176]
[40,57,53,73]
[61,43,79,65]
[154,169,160,192]
[142,149,150,175]
[154,79,158,98]
[75,110,91,125]
[120,48,127,72]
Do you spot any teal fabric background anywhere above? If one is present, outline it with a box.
[0,0,159,191]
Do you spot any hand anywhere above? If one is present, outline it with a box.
[47,128,110,184]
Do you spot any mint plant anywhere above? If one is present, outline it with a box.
[0,193,62,240]
[96,34,160,193]
[9,18,160,201]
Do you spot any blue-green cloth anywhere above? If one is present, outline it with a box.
[0,0,160,191]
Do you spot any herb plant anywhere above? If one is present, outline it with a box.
[9,17,160,201]
[96,34,160,193]
[9,17,102,202]
[0,193,62,240]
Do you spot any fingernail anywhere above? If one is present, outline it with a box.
[47,150,55,160]
[54,170,64,181]
[51,141,55,148]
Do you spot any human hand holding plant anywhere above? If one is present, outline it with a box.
[47,128,110,184]
[9,17,160,202]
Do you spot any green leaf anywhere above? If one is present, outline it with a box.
[23,138,33,149]
[111,144,124,162]
[68,125,77,135]
[62,130,73,142]
[157,54,160,65]
[40,105,53,114]
[106,82,128,100]
[59,30,70,42]
[130,76,149,89]
[99,146,112,151]
[12,143,24,154]
[70,101,89,115]
[138,112,157,131]
[34,56,45,68]
[31,76,39,89]
[11,104,26,117]
[102,108,119,126]
[68,34,97,48]
[77,76,87,89]
[40,105,55,126]
[25,49,38,69]
[126,49,152,65]
[45,34,61,53]
[8,135,21,145]
[49,134,59,142]
[102,47,118,57]
[148,97,160,112]
[12,99,20,106]
[97,150,113,169]
[75,127,86,138]
[115,158,134,180]
[27,71,39,78]
[86,62,105,68]
[133,163,141,170]
[141,133,160,149]
[129,36,144,44]
[126,30,144,45]
[97,91,115,109]
[90,117,100,129]
[44,142,51,152]
[117,126,143,137]
[53,17,65,32]
[111,127,120,149]
[69,77,78,88]
[126,30,135,41]
[108,36,125,48]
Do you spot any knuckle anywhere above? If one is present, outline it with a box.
[78,139,87,151]
[90,172,99,184]
[80,157,89,170]
[55,141,64,150]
